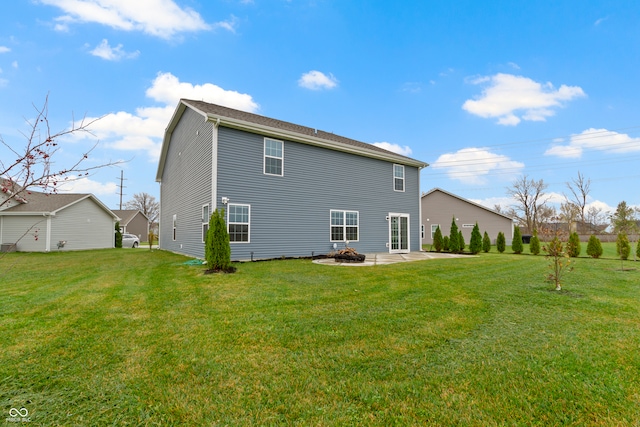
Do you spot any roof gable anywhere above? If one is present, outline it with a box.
[422,188,514,221]
[0,190,118,219]
[112,209,149,224]
[156,99,428,182]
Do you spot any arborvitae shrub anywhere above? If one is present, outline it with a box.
[433,226,443,252]
[617,232,631,260]
[469,223,482,254]
[496,231,506,253]
[205,208,232,271]
[512,226,523,254]
[115,221,122,248]
[567,232,581,258]
[529,230,541,255]
[443,236,450,252]
[636,239,640,260]
[586,235,603,259]
[482,231,491,253]
[449,217,460,254]
[459,230,465,252]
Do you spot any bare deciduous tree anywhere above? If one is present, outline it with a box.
[564,171,591,225]
[506,175,550,233]
[1,94,120,209]
[124,192,159,223]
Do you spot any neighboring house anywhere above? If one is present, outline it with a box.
[421,188,514,246]
[0,183,118,252]
[156,99,429,261]
[112,210,150,242]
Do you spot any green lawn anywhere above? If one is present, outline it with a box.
[1,248,639,426]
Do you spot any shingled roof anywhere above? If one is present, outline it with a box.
[0,189,118,218]
[157,99,427,181]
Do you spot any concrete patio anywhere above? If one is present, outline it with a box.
[313,251,472,266]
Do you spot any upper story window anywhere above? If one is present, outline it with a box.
[228,204,250,243]
[393,164,405,192]
[264,138,284,176]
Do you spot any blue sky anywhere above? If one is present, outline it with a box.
[1,0,639,218]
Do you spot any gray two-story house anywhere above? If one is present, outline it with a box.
[155,99,428,261]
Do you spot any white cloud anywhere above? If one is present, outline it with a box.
[462,73,586,126]
[544,128,640,158]
[298,70,338,90]
[372,142,412,157]
[11,61,18,69]
[0,46,10,53]
[57,177,118,196]
[70,72,258,163]
[431,147,524,185]
[89,39,139,61]
[40,0,215,39]
[146,72,259,112]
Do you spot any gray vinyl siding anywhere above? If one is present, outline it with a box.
[159,108,213,256]
[421,190,513,246]
[1,216,48,252]
[124,213,149,241]
[50,199,115,251]
[0,199,114,252]
[216,127,421,261]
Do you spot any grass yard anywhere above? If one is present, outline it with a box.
[1,248,639,426]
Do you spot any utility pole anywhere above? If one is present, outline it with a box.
[116,170,127,209]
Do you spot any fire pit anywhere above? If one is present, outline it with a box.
[333,247,366,263]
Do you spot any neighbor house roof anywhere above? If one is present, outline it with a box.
[0,190,118,219]
[156,99,429,182]
[112,209,150,225]
[422,187,515,222]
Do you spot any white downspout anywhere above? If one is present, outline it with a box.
[211,118,220,211]
[45,214,52,252]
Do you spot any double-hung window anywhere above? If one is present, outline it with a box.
[202,204,210,243]
[393,164,405,192]
[264,138,283,176]
[431,224,440,239]
[330,210,359,242]
[228,204,250,243]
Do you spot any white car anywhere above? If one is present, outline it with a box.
[121,233,140,248]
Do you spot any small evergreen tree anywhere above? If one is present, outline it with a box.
[449,217,460,254]
[205,208,232,272]
[529,229,541,255]
[469,223,482,254]
[443,235,450,252]
[482,231,491,253]
[512,226,523,254]
[617,232,631,260]
[115,221,122,248]
[496,231,506,253]
[567,232,581,258]
[459,230,465,252]
[636,239,640,260]
[433,226,443,252]
[586,235,603,259]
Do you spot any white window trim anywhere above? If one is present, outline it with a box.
[393,164,405,192]
[172,214,177,241]
[264,138,284,176]
[329,209,360,242]
[202,204,210,243]
[431,224,440,239]
[228,203,251,243]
